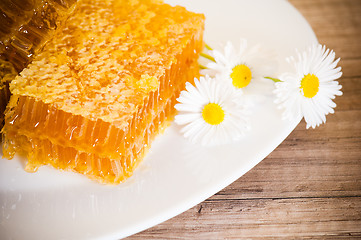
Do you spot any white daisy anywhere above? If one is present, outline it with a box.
[175,75,250,146]
[274,44,343,129]
[201,39,276,94]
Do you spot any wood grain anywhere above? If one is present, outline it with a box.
[127,0,361,239]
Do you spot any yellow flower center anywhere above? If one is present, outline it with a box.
[230,64,252,88]
[202,103,225,125]
[300,74,320,98]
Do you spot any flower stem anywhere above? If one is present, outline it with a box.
[200,52,216,62]
[265,76,282,83]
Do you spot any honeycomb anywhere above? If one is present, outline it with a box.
[0,0,77,72]
[2,0,205,184]
[0,0,78,125]
[0,59,16,124]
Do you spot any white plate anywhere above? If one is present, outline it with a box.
[0,0,317,239]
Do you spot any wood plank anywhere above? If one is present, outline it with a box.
[289,0,361,59]
[339,59,361,78]
[128,197,361,239]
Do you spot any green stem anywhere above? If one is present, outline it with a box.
[200,52,216,62]
[265,76,282,83]
[205,43,213,51]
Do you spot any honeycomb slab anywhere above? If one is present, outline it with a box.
[2,0,204,184]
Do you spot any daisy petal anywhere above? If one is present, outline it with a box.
[274,44,343,128]
[175,75,250,146]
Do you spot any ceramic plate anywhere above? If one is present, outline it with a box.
[0,0,317,239]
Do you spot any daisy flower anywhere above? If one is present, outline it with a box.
[201,39,276,94]
[274,44,343,129]
[175,75,250,146]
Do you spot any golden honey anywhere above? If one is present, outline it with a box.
[0,0,78,125]
[0,59,16,123]
[0,0,77,72]
[2,0,205,184]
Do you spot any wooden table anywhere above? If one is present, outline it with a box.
[129,0,361,239]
